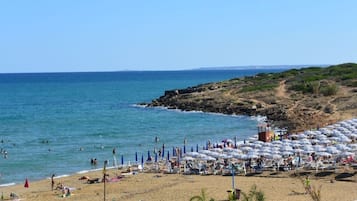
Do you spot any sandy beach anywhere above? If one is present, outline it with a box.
[1,166,357,201]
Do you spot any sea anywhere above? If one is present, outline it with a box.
[0,69,285,186]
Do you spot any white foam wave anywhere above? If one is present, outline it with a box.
[0,182,16,187]
[54,174,69,179]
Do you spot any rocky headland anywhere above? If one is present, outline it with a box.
[145,63,357,133]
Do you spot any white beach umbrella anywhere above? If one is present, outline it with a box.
[268,154,282,160]
[196,153,209,159]
[303,145,314,150]
[281,151,293,156]
[313,146,327,152]
[305,130,314,135]
[289,134,299,139]
[259,152,272,157]
[319,139,330,144]
[280,146,293,152]
[222,154,233,159]
[185,152,199,157]
[297,133,307,139]
[291,140,302,145]
[232,149,243,154]
[211,148,223,153]
[299,139,311,145]
[230,152,242,158]
[293,148,304,153]
[326,147,340,154]
[247,137,258,142]
[328,137,339,142]
[338,136,352,143]
[205,152,218,158]
[349,134,357,139]
[205,156,217,161]
[181,156,195,161]
[246,153,259,159]
[348,144,357,150]
[199,150,212,154]
[254,141,265,145]
[241,147,253,152]
[252,143,262,148]
[302,150,314,154]
[310,139,319,144]
[272,141,282,145]
[223,147,234,152]
[336,144,351,151]
[316,134,327,140]
[270,150,281,155]
[339,151,355,157]
[315,152,332,157]
[282,139,292,143]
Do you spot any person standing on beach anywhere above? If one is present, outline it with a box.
[304,176,311,193]
[112,148,117,167]
[51,174,55,191]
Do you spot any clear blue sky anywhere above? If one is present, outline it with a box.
[1,1,356,73]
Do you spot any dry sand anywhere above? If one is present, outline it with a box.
[1,167,357,201]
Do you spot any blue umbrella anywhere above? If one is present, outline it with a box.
[121,155,124,165]
[167,151,170,161]
[135,152,138,162]
[196,144,199,152]
[155,153,158,163]
[183,145,186,154]
[162,144,165,158]
[191,146,193,152]
[141,154,144,165]
[172,147,175,156]
[147,150,151,161]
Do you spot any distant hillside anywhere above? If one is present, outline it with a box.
[194,64,329,71]
[146,63,357,132]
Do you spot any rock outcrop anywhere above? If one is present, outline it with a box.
[146,63,357,133]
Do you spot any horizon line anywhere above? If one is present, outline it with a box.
[0,63,333,74]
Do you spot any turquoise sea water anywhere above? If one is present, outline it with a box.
[0,69,282,185]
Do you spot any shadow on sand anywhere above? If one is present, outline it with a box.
[335,172,356,182]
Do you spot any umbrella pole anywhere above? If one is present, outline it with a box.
[231,163,235,189]
[103,160,108,201]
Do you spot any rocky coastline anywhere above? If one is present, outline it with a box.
[145,63,357,133]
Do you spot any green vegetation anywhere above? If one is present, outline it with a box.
[240,185,266,201]
[239,84,278,93]
[285,63,357,95]
[233,63,357,95]
[189,189,215,201]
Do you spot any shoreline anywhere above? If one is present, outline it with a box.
[2,118,357,200]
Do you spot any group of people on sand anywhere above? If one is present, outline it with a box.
[52,176,72,197]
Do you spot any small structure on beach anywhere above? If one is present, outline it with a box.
[257,123,273,142]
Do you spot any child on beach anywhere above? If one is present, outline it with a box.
[304,176,311,194]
